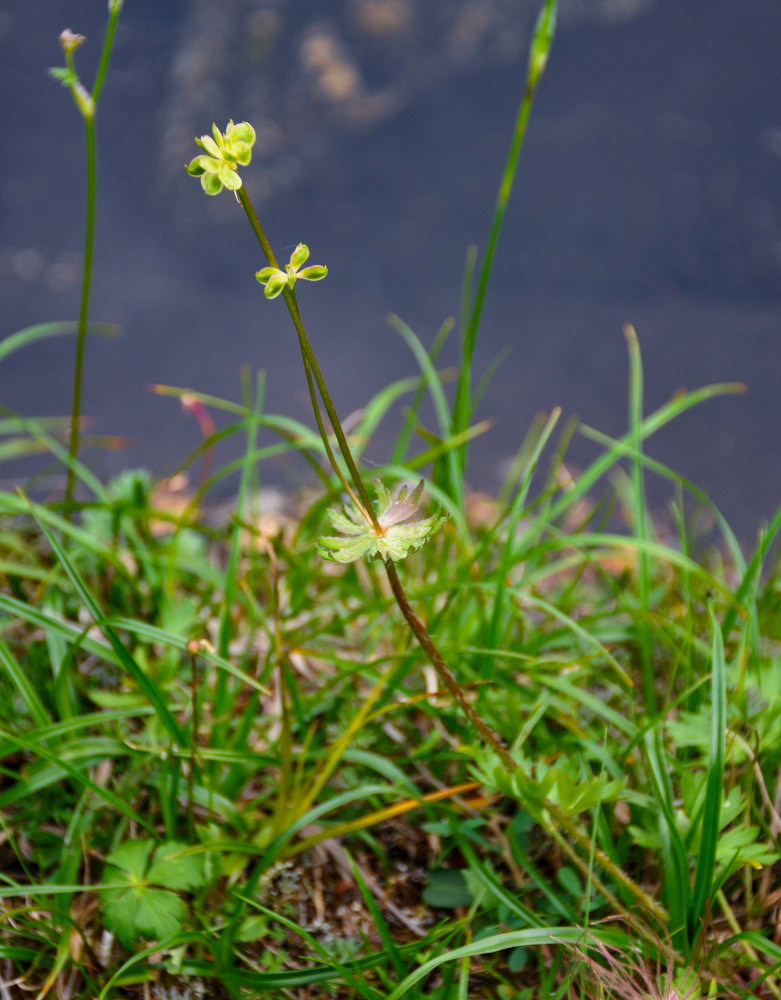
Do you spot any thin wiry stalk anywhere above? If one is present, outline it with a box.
[235,178,661,923]
[64,1,122,508]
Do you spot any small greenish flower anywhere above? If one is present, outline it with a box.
[50,30,93,119]
[318,480,448,564]
[185,120,256,196]
[255,243,328,299]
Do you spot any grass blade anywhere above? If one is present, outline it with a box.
[24,498,186,745]
[689,607,727,940]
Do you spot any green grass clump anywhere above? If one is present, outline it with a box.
[2,1,781,997]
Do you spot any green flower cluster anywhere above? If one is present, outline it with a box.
[255,243,328,299]
[185,121,256,195]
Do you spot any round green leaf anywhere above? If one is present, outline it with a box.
[422,869,473,909]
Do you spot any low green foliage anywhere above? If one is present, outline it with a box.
[2,0,780,996]
[100,840,209,946]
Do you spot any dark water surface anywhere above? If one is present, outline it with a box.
[2,0,780,539]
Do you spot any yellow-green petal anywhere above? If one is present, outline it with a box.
[298,265,328,281]
[200,172,223,195]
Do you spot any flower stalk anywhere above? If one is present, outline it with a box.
[51,3,122,508]
[189,100,666,924]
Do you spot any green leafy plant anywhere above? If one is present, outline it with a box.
[6,0,781,995]
[100,840,208,946]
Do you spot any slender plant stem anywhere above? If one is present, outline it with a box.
[550,805,667,920]
[234,167,659,921]
[383,557,516,769]
[63,1,122,507]
[65,116,96,506]
[236,186,379,529]
[91,0,122,104]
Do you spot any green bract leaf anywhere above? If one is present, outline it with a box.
[49,66,77,87]
[317,480,448,564]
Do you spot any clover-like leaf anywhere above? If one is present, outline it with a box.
[99,839,208,947]
[317,480,448,564]
[102,883,185,947]
[146,841,206,891]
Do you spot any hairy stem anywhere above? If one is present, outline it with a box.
[234,174,660,921]
[383,557,516,770]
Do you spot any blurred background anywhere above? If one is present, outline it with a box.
[2,0,780,539]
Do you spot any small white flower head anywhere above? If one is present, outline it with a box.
[317,480,448,564]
